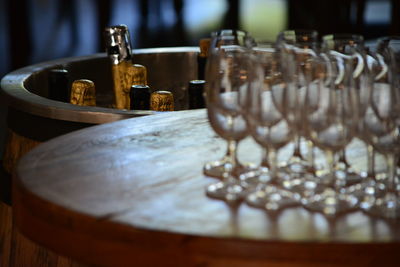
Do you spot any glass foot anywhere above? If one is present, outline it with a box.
[281,158,315,178]
[203,158,232,179]
[304,188,358,216]
[363,192,400,220]
[282,174,327,200]
[336,169,364,187]
[203,159,256,179]
[334,161,364,186]
[206,179,248,202]
[346,178,386,211]
[245,184,300,211]
[239,166,270,186]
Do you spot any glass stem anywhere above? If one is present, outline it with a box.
[293,135,302,159]
[367,144,375,178]
[386,153,398,193]
[338,149,349,168]
[268,149,278,184]
[227,140,237,160]
[307,139,315,171]
[261,148,270,169]
[326,150,339,191]
[227,140,240,177]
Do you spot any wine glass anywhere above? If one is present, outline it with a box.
[302,49,359,216]
[239,41,276,184]
[349,38,395,207]
[244,45,300,210]
[204,34,255,201]
[203,29,256,180]
[275,29,319,176]
[360,36,400,219]
[277,45,328,197]
[321,34,369,186]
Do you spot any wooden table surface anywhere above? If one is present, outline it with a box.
[14,109,400,266]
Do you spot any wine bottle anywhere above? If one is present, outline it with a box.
[197,38,210,80]
[127,64,147,108]
[130,85,150,110]
[48,68,70,102]
[70,79,96,106]
[188,80,206,109]
[104,24,147,110]
[150,91,174,111]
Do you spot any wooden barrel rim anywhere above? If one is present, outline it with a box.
[0,47,199,124]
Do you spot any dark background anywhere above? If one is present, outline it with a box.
[0,0,398,157]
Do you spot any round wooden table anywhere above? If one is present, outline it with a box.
[14,109,400,266]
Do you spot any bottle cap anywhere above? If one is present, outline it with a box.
[70,79,96,106]
[150,91,174,111]
[104,24,132,64]
[48,68,69,102]
[188,80,206,109]
[130,85,151,110]
[131,85,150,90]
[189,80,206,86]
[49,68,68,76]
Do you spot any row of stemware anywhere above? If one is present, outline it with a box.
[203,29,400,220]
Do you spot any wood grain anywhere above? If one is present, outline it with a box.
[0,202,12,267]
[1,129,86,267]
[9,228,86,267]
[14,109,400,266]
[2,129,41,174]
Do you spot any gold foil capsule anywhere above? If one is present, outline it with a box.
[150,91,174,111]
[199,38,211,58]
[70,79,96,106]
[198,38,211,80]
[130,64,147,85]
[111,60,130,109]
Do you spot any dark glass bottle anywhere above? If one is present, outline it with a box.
[130,85,150,110]
[188,80,205,109]
[48,68,70,102]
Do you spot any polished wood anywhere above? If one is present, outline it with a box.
[14,109,400,266]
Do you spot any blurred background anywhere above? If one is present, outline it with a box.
[1,0,398,79]
[0,0,398,156]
